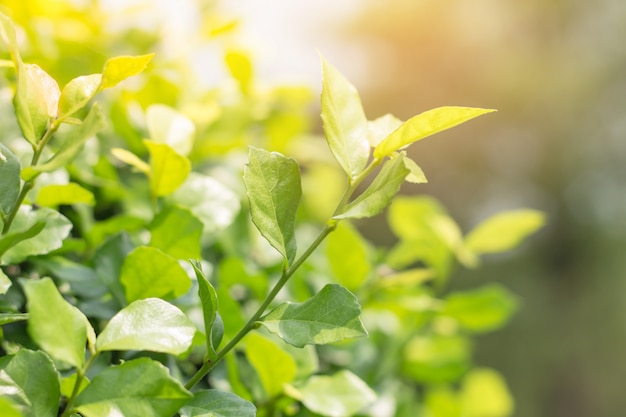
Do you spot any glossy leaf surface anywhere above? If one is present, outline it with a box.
[260,284,367,348]
[244,147,301,264]
[96,298,196,355]
[0,143,20,216]
[190,260,220,360]
[180,390,256,417]
[57,73,102,119]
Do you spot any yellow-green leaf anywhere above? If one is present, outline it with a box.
[374,106,496,158]
[245,332,296,398]
[36,183,95,207]
[461,368,514,417]
[111,147,150,175]
[145,141,191,197]
[100,54,154,90]
[57,74,102,119]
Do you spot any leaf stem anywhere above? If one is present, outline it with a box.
[61,352,99,417]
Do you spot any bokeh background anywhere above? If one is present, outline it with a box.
[2,0,626,416]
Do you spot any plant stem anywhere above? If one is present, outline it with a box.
[184,155,385,390]
[61,353,99,417]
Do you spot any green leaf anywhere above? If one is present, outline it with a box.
[15,64,60,144]
[96,298,196,355]
[260,284,367,348]
[190,261,220,360]
[334,153,409,219]
[0,349,60,417]
[325,223,371,290]
[0,221,46,264]
[22,277,91,368]
[149,205,202,259]
[74,357,192,417]
[367,113,403,147]
[465,209,546,255]
[28,103,106,176]
[225,49,254,93]
[110,147,150,175]
[320,55,369,177]
[0,313,28,326]
[145,140,191,197]
[460,368,514,417]
[120,246,192,303]
[289,370,377,417]
[0,143,21,216]
[180,390,256,417]
[57,74,102,120]
[99,54,154,90]
[61,373,89,398]
[244,147,301,265]
[424,386,461,417]
[0,397,24,417]
[147,104,195,156]
[402,155,428,184]
[0,268,11,294]
[36,183,95,207]
[245,332,297,398]
[402,334,471,383]
[374,106,496,158]
[1,206,72,265]
[93,233,134,310]
[443,285,518,333]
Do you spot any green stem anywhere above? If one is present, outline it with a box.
[184,156,385,390]
[61,353,99,417]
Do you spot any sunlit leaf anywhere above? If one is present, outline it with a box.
[0,221,45,264]
[334,153,409,219]
[465,209,546,255]
[367,113,403,148]
[244,147,301,265]
[99,54,154,90]
[22,277,91,368]
[260,284,367,348]
[180,390,256,417]
[110,147,150,175]
[120,246,191,303]
[460,368,514,417]
[74,358,192,417]
[374,107,496,158]
[0,396,24,417]
[1,206,72,264]
[190,260,220,360]
[402,155,428,184]
[146,104,195,156]
[60,374,89,399]
[96,298,196,355]
[425,386,461,417]
[36,183,95,207]
[149,205,202,259]
[325,222,371,290]
[0,349,60,417]
[15,64,60,143]
[57,74,102,119]
[225,49,253,94]
[245,332,297,398]
[0,268,11,294]
[402,334,472,383]
[0,143,20,216]
[289,370,377,417]
[145,140,191,197]
[320,55,369,178]
[443,285,518,333]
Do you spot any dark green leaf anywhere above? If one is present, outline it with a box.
[244,147,301,265]
[96,298,196,355]
[334,153,409,219]
[320,55,369,178]
[150,206,202,259]
[120,246,191,303]
[0,143,20,216]
[180,390,256,417]
[22,277,91,367]
[260,284,367,348]
[93,233,134,309]
[74,358,192,417]
[0,349,60,417]
[190,260,219,360]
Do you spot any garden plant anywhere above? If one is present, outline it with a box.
[0,5,545,417]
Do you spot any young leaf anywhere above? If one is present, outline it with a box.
[402,155,428,184]
[0,143,21,216]
[190,260,220,360]
[147,104,195,156]
[460,368,513,417]
[465,209,546,255]
[1,207,72,265]
[367,113,403,147]
[225,49,254,94]
[442,284,519,333]
[74,358,192,417]
[110,147,150,175]
[334,153,409,220]
[99,54,155,90]
[16,64,59,144]
[180,390,256,417]
[244,147,301,265]
[374,106,496,158]
[245,332,297,398]
[325,223,371,291]
[57,74,103,120]
[36,183,95,207]
[145,140,191,197]
[120,246,191,303]
[95,298,196,355]
[0,349,60,417]
[0,221,46,264]
[289,370,377,417]
[402,334,471,383]
[260,284,367,348]
[149,205,202,259]
[22,277,91,368]
[320,55,369,178]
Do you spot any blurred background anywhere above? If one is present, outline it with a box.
[2,0,626,415]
